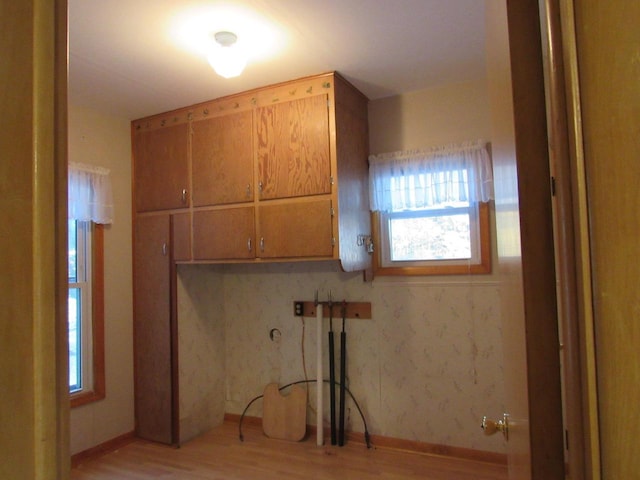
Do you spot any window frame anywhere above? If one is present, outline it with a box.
[371,201,492,276]
[69,222,105,407]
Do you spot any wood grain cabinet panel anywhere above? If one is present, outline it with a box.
[257,95,331,200]
[192,111,254,207]
[258,200,333,258]
[133,123,189,212]
[129,73,371,451]
[133,214,174,444]
[131,72,371,270]
[172,212,191,262]
[193,207,255,260]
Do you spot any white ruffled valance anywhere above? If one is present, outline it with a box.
[368,140,493,212]
[68,162,114,224]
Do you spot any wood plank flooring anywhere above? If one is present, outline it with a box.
[71,421,508,479]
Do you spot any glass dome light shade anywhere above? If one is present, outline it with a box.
[207,31,246,78]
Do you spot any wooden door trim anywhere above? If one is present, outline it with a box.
[507,1,566,477]
[539,0,602,478]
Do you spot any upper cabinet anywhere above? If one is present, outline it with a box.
[133,122,189,212]
[256,95,331,200]
[192,110,254,207]
[131,72,371,272]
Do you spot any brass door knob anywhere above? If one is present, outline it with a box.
[481,413,509,440]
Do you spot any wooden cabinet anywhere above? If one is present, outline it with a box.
[131,72,370,448]
[133,214,176,444]
[131,71,371,270]
[172,212,191,262]
[133,123,189,212]
[192,111,254,207]
[193,207,255,260]
[256,94,331,200]
[257,199,333,258]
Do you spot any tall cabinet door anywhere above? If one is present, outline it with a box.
[133,214,175,444]
[256,95,332,200]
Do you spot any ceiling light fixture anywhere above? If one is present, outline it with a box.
[207,31,246,79]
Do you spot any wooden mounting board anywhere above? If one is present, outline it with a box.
[293,301,371,320]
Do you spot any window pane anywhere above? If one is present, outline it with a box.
[389,213,471,261]
[68,219,77,282]
[68,287,82,392]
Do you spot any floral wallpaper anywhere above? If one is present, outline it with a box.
[177,260,506,454]
[177,265,226,443]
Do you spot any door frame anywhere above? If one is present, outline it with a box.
[46,0,595,478]
[500,1,566,477]
[538,0,602,478]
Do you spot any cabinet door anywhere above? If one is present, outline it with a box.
[258,199,333,258]
[172,212,191,262]
[133,215,174,444]
[192,207,255,260]
[134,123,189,212]
[192,111,254,207]
[256,95,331,200]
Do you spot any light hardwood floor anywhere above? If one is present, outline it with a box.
[71,421,508,479]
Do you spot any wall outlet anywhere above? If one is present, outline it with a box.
[293,301,304,316]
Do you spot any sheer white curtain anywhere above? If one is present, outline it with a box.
[368,140,493,212]
[68,162,114,224]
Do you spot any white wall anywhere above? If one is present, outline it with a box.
[68,104,134,455]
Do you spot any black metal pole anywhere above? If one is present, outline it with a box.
[338,302,347,446]
[328,304,337,445]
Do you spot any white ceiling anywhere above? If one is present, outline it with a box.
[69,0,487,120]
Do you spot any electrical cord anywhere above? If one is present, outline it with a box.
[238,379,371,449]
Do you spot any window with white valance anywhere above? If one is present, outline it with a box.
[368,140,493,276]
[368,140,493,212]
[67,161,109,404]
[68,162,114,224]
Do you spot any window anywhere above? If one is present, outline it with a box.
[68,219,91,393]
[373,201,491,275]
[68,220,105,406]
[68,162,112,406]
[369,141,493,276]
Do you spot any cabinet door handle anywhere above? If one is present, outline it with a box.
[162,243,168,256]
[181,188,188,204]
[258,181,263,195]
[260,237,265,252]
[247,238,252,252]
[246,184,251,198]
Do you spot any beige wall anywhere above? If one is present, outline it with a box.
[368,79,491,154]
[177,265,226,443]
[68,104,135,454]
[221,261,506,453]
